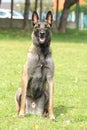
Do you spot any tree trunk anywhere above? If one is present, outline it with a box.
[40,0,42,20]
[10,0,14,27]
[58,0,79,32]
[58,8,69,32]
[55,0,59,30]
[35,0,38,11]
[75,0,79,28]
[23,0,30,31]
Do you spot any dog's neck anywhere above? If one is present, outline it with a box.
[37,45,51,58]
[29,44,51,58]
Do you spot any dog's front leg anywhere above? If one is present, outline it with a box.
[47,78,55,121]
[19,64,28,117]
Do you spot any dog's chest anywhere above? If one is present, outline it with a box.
[27,54,48,99]
[30,54,47,77]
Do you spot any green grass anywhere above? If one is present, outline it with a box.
[0,29,87,130]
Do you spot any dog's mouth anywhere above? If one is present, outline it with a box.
[39,31,46,44]
[39,37,45,43]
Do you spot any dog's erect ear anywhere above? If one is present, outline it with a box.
[32,11,39,26]
[46,11,53,26]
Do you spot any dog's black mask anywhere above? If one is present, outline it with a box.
[32,11,53,47]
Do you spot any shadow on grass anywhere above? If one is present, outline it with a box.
[54,105,74,117]
[54,105,67,117]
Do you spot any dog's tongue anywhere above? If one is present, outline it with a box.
[39,38,45,43]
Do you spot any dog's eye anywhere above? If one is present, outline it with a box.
[45,24,47,28]
[34,24,40,29]
[38,24,40,28]
[45,24,50,29]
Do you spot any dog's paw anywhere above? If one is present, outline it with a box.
[18,111,25,118]
[49,114,56,121]
[18,114,24,118]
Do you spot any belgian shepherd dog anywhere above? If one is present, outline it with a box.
[15,11,55,121]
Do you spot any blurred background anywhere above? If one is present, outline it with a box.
[0,0,87,32]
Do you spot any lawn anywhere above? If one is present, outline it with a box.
[0,29,87,130]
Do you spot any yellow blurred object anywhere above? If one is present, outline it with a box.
[33,124,39,130]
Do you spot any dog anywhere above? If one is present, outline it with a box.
[15,11,55,121]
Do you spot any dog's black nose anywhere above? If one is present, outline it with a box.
[39,31,45,38]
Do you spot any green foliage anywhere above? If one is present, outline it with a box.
[70,5,76,12]
[79,5,87,14]
[0,29,87,129]
[84,0,87,2]
[70,4,87,14]
[30,0,53,12]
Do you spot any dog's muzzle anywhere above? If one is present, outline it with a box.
[39,30,46,44]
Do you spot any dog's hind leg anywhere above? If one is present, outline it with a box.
[15,88,22,114]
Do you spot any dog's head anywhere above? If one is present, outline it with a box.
[32,11,53,47]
